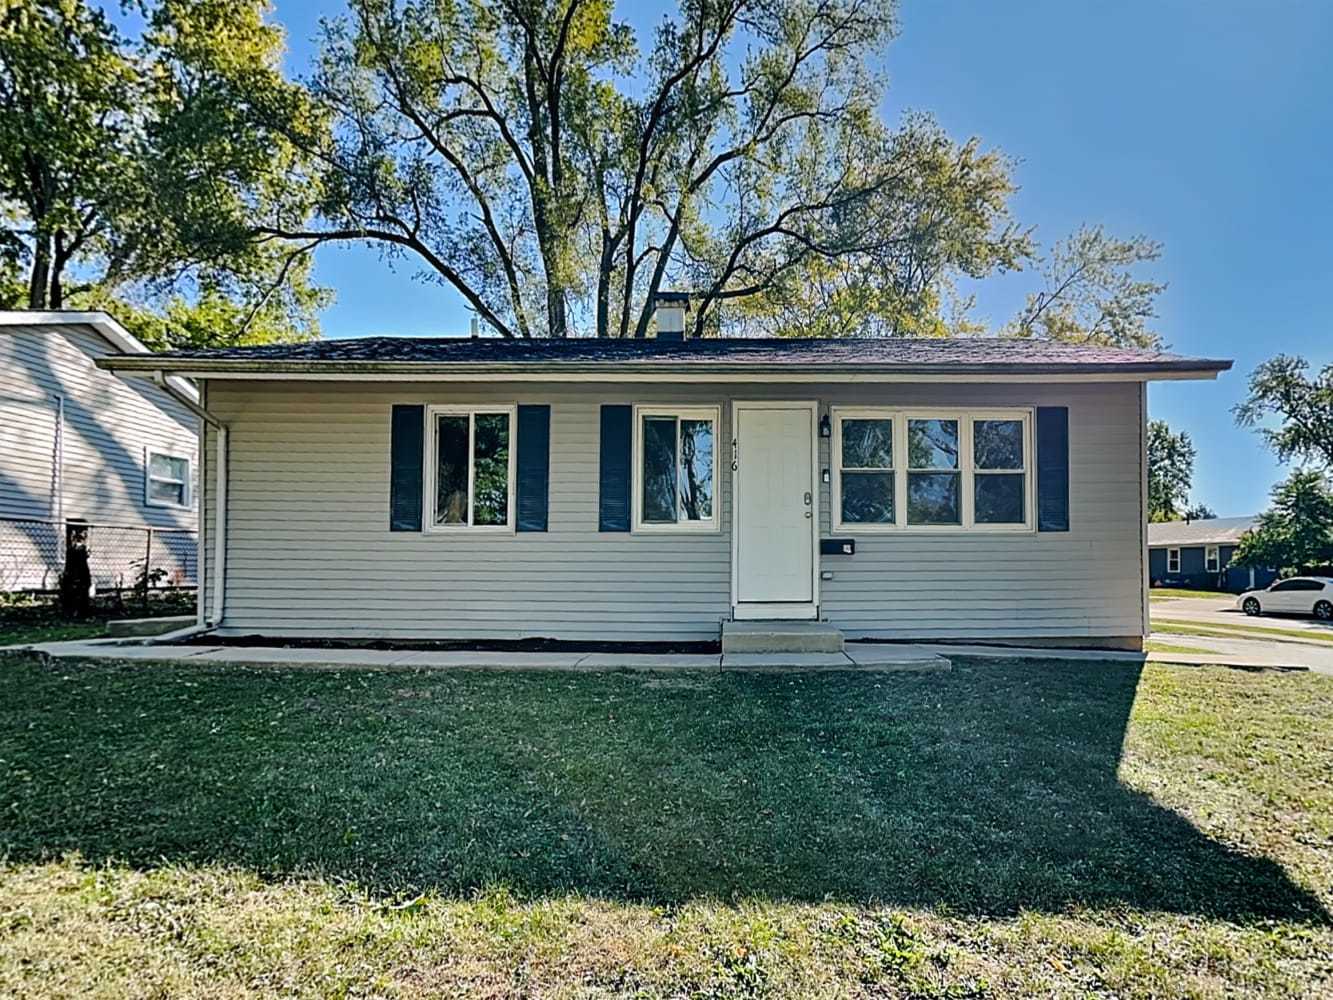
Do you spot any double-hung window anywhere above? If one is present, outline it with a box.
[833,408,1033,532]
[971,417,1028,525]
[426,405,516,530]
[838,417,895,524]
[906,418,962,526]
[1205,545,1220,573]
[634,405,719,531]
[1167,548,1181,574]
[145,449,191,509]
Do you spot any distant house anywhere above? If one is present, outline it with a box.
[0,312,199,593]
[99,298,1232,651]
[1147,516,1276,593]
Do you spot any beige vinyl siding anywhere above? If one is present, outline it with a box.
[0,323,198,529]
[202,379,1144,643]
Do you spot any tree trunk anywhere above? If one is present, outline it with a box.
[596,233,614,338]
[546,279,567,339]
[49,230,65,308]
[27,232,51,308]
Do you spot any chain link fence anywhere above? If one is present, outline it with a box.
[0,517,197,594]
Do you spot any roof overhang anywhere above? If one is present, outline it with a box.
[2,310,199,402]
[96,356,1232,384]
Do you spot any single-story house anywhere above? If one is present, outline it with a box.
[99,301,1231,651]
[0,312,198,592]
[1147,516,1277,593]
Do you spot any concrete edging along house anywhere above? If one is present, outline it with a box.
[1147,516,1277,593]
[97,301,1231,651]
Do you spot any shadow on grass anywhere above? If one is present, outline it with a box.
[0,654,1325,923]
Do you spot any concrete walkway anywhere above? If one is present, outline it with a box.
[8,635,1323,675]
[13,637,952,673]
[1148,631,1333,675]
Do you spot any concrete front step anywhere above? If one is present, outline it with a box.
[722,649,950,673]
[722,620,845,654]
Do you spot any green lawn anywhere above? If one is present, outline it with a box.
[1,653,1330,998]
[1148,587,1228,600]
[1155,618,1333,645]
[0,620,107,645]
[1143,639,1213,655]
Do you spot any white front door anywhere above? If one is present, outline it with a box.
[734,403,816,614]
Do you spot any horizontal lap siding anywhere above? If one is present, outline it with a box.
[209,384,731,641]
[206,379,1143,641]
[0,324,198,530]
[817,382,1142,639]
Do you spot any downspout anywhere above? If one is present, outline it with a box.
[1139,381,1150,644]
[152,372,228,628]
[53,394,64,576]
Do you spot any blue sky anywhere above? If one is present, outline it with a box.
[266,0,1333,516]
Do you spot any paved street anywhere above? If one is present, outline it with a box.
[1151,595,1333,675]
[1152,595,1333,636]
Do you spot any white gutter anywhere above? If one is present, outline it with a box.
[151,372,228,628]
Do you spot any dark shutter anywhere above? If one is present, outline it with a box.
[389,404,424,531]
[516,404,550,532]
[1036,406,1069,532]
[599,404,632,532]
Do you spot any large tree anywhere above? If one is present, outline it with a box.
[1233,355,1333,469]
[251,0,1031,338]
[1232,470,1333,575]
[0,0,325,347]
[1147,419,1213,522]
[1006,225,1167,349]
[1232,353,1333,575]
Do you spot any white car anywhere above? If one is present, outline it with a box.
[1236,576,1333,620]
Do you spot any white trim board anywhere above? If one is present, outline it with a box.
[101,366,1225,385]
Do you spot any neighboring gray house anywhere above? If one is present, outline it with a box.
[1147,516,1277,593]
[0,312,198,592]
[101,302,1230,650]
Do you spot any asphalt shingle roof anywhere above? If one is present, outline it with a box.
[136,335,1230,376]
[1147,516,1258,547]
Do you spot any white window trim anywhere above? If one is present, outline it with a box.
[830,407,1035,533]
[1205,545,1220,573]
[423,404,518,534]
[1167,548,1181,574]
[632,404,722,533]
[144,447,192,510]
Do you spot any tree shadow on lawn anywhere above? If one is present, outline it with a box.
[0,655,1325,923]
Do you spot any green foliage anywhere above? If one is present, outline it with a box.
[1234,355,1333,469]
[0,0,140,306]
[726,123,1031,338]
[1147,419,1203,522]
[255,0,1030,338]
[1007,225,1167,348]
[0,0,325,346]
[1233,470,1333,575]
